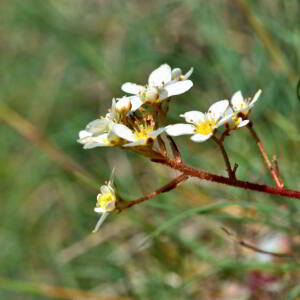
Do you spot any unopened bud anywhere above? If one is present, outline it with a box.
[171,68,182,80]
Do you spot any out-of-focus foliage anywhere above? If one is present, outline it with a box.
[0,0,299,299]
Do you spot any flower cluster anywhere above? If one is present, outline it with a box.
[78,64,194,151]
[78,63,262,230]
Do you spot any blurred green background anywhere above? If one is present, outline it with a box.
[1,0,300,299]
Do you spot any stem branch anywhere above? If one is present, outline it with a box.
[117,174,188,210]
[212,136,236,180]
[247,123,284,188]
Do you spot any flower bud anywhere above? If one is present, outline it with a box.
[171,68,182,80]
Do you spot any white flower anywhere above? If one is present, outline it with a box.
[93,169,117,232]
[231,89,262,116]
[121,64,193,111]
[166,100,230,142]
[78,130,124,149]
[78,97,132,149]
[111,123,165,147]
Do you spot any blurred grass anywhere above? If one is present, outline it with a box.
[0,0,300,299]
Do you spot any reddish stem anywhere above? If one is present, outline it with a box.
[117,174,188,210]
[247,123,284,188]
[152,158,300,199]
[212,136,236,180]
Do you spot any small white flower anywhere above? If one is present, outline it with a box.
[93,169,117,232]
[112,123,165,147]
[166,100,230,142]
[121,64,193,111]
[78,130,124,149]
[231,89,262,116]
[78,98,132,149]
[223,106,249,129]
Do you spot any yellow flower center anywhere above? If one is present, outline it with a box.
[98,192,116,209]
[195,120,216,135]
[103,136,122,146]
[232,116,241,126]
[135,128,152,140]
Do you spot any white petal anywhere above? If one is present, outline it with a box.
[166,124,195,136]
[148,64,172,87]
[129,96,143,111]
[81,133,110,149]
[149,127,165,138]
[218,114,235,128]
[82,142,107,149]
[224,106,234,116]
[100,185,111,194]
[115,96,132,112]
[79,130,92,139]
[112,124,135,142]
[208,100,229,120]
[220,107,234,123]
[92,133,110,143]
[83,142,108,149]
[180,111,205,124]
[92,212,109,233]
[85,119,110,134]
[183,67,193,80]
[237,119,249,128]
[121,82,145,95]
[163,80,193,97]
[249,89,262,107]
[78,133,110,148]
[94,207,106,213]
[158,88,168,101]
[218,111,235,127]
[231,90,244,108]
[190,133,212,142]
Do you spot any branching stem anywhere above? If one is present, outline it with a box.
[152,158,300,200]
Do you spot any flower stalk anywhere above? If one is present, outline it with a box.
[116,174,189,211]
[212,135,236,180]
[247,122,284,188]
